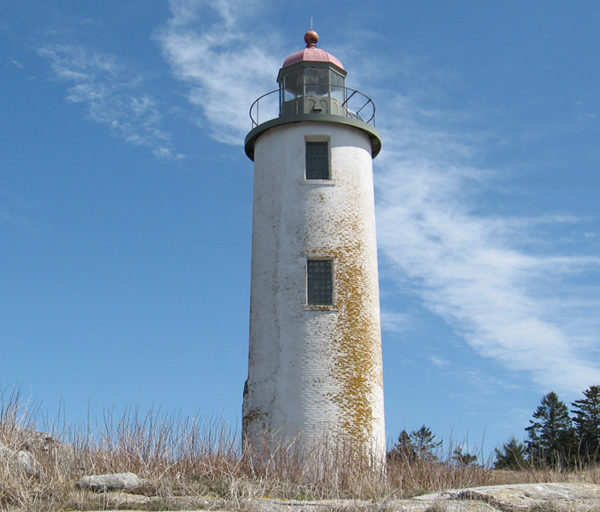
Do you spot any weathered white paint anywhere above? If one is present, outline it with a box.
[243,121,385,461]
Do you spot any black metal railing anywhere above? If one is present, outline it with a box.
[249,85,376,128]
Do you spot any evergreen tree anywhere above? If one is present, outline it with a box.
[571,385,600,463]
[452,447,478,466]
[525,391,576,467]
[494,437,527,470]
[388,425,442,462]
[388,429,416,461]
[410,425,442,460]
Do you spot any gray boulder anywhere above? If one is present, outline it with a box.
[20,429,75,463]
[0,441,43,476]
[16,449,42,476]
[76,472,147,492]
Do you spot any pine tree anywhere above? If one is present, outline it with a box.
[453,447,478,466]
[571,385,600,464]
[494,437,527,470]
[388,425,442,462]
[525,391,576,467]
[410,425,442,460]
[388,429,416,461]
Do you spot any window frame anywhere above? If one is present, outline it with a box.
[304,137,331,181]
[306,257,335,308]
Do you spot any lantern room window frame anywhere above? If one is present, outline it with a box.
[277,60,348,112]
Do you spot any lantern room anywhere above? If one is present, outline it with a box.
[277,30,347,117]
[245,30,381,160]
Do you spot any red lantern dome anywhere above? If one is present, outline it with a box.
[281,31,345,71]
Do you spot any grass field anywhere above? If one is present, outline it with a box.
[1,390,598,511]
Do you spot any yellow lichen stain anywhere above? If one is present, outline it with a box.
[307,211,384,454]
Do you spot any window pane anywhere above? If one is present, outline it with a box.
[283,70,304,98]
[306,141,329,180]
[329,71,345,103]
[305,68,329,96]
[307,259,333,305]
[329,70,345,87]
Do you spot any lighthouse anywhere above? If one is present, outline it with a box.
[243,31,385,462]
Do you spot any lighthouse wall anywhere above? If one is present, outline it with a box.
[244,121,385,460]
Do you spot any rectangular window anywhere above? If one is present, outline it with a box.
[305,141,329,180]
[307,259,333,305]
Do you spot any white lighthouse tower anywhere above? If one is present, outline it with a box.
[243,31,385,462]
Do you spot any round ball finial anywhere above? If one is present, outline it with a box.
[304,30,319,48]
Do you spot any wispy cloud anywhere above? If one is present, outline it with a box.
[38,44,179,159]
[156,0,280,145]
[0,191,34,231]
[381,311,413,334]
[156,0,600,395]
[429,355,449,368]
[2,212,29,227]
[375,98,600,395]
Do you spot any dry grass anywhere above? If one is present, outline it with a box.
[1,389,599,511]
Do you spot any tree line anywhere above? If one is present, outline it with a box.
[387,424,479,466]
[495,385,600,469]
[388,385,600,469]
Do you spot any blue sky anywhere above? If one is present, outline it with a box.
[2,0,599,460]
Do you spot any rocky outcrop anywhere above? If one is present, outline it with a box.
[0,441,43,476]
[0,429,74,477]
[412,482,600,511]
[227,483,600,512]
[20,429,75,462]
[240,483,600,511]
[72,483,600,511]
[76,472,148,492]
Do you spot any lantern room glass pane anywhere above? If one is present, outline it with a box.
[304,67,329,96]
[283,69,304,101]
[329,70,345,103]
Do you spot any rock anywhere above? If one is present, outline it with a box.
[20,429,75,465]
[76,472,147,492]
[226,483,600,511]
[0,441,43,476]
[1,428,74,471]
[413,482,600,512]
[72,483,600,511]
[15,449,43,476]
